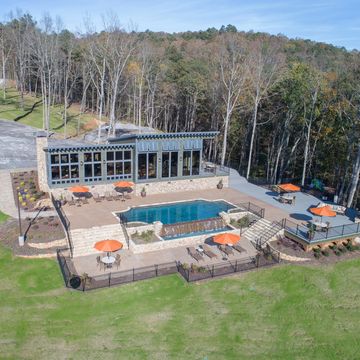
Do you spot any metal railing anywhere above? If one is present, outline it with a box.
[119,217,130,248]
[234,202,265,219]
[283,218,360,244]
[51,194,73,257]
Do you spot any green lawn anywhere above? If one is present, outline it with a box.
[0,240,360,359]
[0,88,100,137]
[0,211,9,223]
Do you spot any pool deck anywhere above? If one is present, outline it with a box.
[62,187,290,230]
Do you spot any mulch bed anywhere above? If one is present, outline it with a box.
[0,215,65,256]
[271,236,360,265]
[11,170,48,211]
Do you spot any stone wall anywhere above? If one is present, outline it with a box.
[50,175,229,200]
[135,175,229,196]
[129,227,239,254]
[36,135,49,192]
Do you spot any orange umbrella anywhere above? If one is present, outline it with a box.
[310,205,336,218]
[213,233,240,245]
[113,181,134,188]
[69,185,90,193]
[94,239,123,252]
[278,183,301,192]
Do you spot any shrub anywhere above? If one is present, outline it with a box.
[314,252,321,259]
[339,246,347,253]
[321,250,330,257]
[334,250,341,256]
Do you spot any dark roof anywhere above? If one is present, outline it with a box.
[108,131,219,143]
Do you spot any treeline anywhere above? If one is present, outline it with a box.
[0,12,359,208]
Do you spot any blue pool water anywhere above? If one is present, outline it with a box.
[119,200,234,225]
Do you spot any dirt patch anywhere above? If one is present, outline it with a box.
[82,118,105,131]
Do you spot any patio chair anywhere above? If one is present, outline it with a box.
[81,197,89,205]
[111,190,121,201]
[66,194,75,206]
[187,247,204,262]
[114,257,121,269]
[105,191,114,201]
[124,192,132,200]
[233,244,246,253]
[202,244,218,259]
[93,192,102,203]
[219,245,234,256]
[96,256,101,267]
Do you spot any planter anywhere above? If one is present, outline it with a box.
[141,191,146,198]
[217,183,223,189]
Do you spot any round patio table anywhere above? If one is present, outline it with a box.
[102,256,115,268]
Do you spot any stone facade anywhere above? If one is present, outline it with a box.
[36,135,49,192]
[129,227,239,254]
[50,175,229,200]
[135,175,229,196]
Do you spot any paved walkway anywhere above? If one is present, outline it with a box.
[229,169,354,227]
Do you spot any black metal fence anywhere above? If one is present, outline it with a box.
[57,249,280,291]
[235,202,265,218]
[51,194,73,257]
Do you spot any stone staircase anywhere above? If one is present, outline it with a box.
[70,224,127,257]
[243,218,283,245]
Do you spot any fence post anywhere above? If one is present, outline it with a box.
[234,260,237,272]
[342,225,345,236]
[326,227,329,239]
[108,273,111,287]
[155,264,158,277]
[357,222,360,233]
[296,224,299,235]
[133,268,135,282]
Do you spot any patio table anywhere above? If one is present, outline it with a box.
[309,220,328,231]
[102,256,115,268]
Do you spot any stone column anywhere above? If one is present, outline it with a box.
[36,132,50,192]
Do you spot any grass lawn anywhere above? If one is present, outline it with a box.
[0,211,9,223]
[0,239,360,360]
[0,88,102,137]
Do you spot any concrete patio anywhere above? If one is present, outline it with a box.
[72,236,257,276]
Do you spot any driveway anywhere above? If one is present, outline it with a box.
[0,120,38,169]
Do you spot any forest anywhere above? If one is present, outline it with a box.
[0,12,359,208]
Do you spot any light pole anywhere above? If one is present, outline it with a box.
[17,191,24,246]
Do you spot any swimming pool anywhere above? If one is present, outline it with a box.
[118,200,234,225]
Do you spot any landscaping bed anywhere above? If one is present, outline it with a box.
[271,236,360,264]
[11,170,48,211]
[131,230,159,244]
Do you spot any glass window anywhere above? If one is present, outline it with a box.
[183,151,191,176]
[124,150,131,160]
[171,152,178,177]
[93,152,101,162]
[61,154,69,164]
[70,153,78,163]
[192,151,200,175]
[70,165,79,178]
[84,153,92,162]
[61,165,70,179]
[148,153,157,179]
[124,161,131,174]
[51,154,59,164]
[94,163,102,177]
[162,152,170,178]
[107,151,114,161]
[51,166,60,179]
[138,154,147,180]
[115,163,123,175]
[115,151,123,160]
[84,164,92,178]
[107,163,114,175]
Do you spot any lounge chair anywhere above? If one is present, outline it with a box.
[233,244,246,253]
[202,244,217,259]
[219,245,234,256]
[105,191,114,201]
[93,192,102,203]
[187,247,204,262]
[66,194,75,206]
